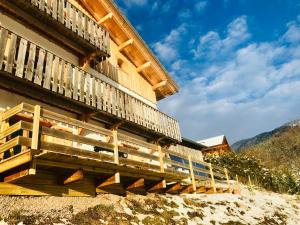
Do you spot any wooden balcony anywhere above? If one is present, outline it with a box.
[0,0,110,57]
[0,103,233,196]
[0,26,181,141]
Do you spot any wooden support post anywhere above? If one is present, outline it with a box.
[31,105,41,150]
[63,170,84,185]
[157,145,164,173]
[209,163,217,193]
[188,155,196,192]
[224,168,231,192]
[112,129,120,183]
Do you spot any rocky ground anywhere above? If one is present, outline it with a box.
[0,186,300,225]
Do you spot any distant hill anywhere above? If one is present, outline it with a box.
[235,120,300,176]
[232,119,300,153]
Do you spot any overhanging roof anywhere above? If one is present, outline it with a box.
[79,0,179,100]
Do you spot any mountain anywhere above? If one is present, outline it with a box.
[232,119,300,152]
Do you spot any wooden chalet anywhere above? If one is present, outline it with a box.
[198,135,233,156]
[0,0,232,196]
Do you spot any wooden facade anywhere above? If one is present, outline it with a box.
[0,0,235,196]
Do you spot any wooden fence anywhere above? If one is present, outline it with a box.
[0,26,181,141]
[0,103,231,193]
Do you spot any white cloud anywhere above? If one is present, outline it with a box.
[282,15,300,43]
[152,25,186,62]
[193,16,250,60]
[159,15,300,144]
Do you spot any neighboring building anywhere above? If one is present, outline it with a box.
[198,135,232,156]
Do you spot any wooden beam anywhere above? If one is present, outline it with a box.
[188,155,196,192]
[0,150,32,173]
[148,180,166,192]
[136,62,151,73]
[166,182,182,193]
[63,170,84,185]
[126,178,144,190]
[180,184,194,194]
[118,39,133,51]
[152,80,167,91]
[4,168,36,183]
[97,174,120,188]
[97,12,113,24]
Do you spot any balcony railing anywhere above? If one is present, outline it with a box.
[0,103,232,195]
[0,26,181,141]
[5,0,110,56]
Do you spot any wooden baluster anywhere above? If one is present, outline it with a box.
[52,0,58,20]
[34,48,46,85]
[73,67,79,100]
[58,60,65,94]
[85,74,90,105]
[209,163,217,193]
[0,28,8,70]
[64,63,72,98]
[25,43,36,81]
[5,33,17,73]
[91,76,96,107]
[15,38,28,78]
[79,71,85,102]
[72,6,77,32]
[58,0,64,24]
[51,56,60,92]
[188,155,197,192]
[65,1,71,29]
[96,80,103,110]
[78,11,83,37]
[43,52,53,89]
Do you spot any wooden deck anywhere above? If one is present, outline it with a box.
[0,103,233,196]
[0,26,181,142]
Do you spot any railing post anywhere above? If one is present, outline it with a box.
[112,128,120,183]
[209,163,217,193]
[158,145,164,173]
[188,155,196,192]
[31,105,41,150]
[224,168,231,191]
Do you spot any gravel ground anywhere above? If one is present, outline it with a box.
[0,186,299,225]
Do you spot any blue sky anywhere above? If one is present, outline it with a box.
[115,0,300,143]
